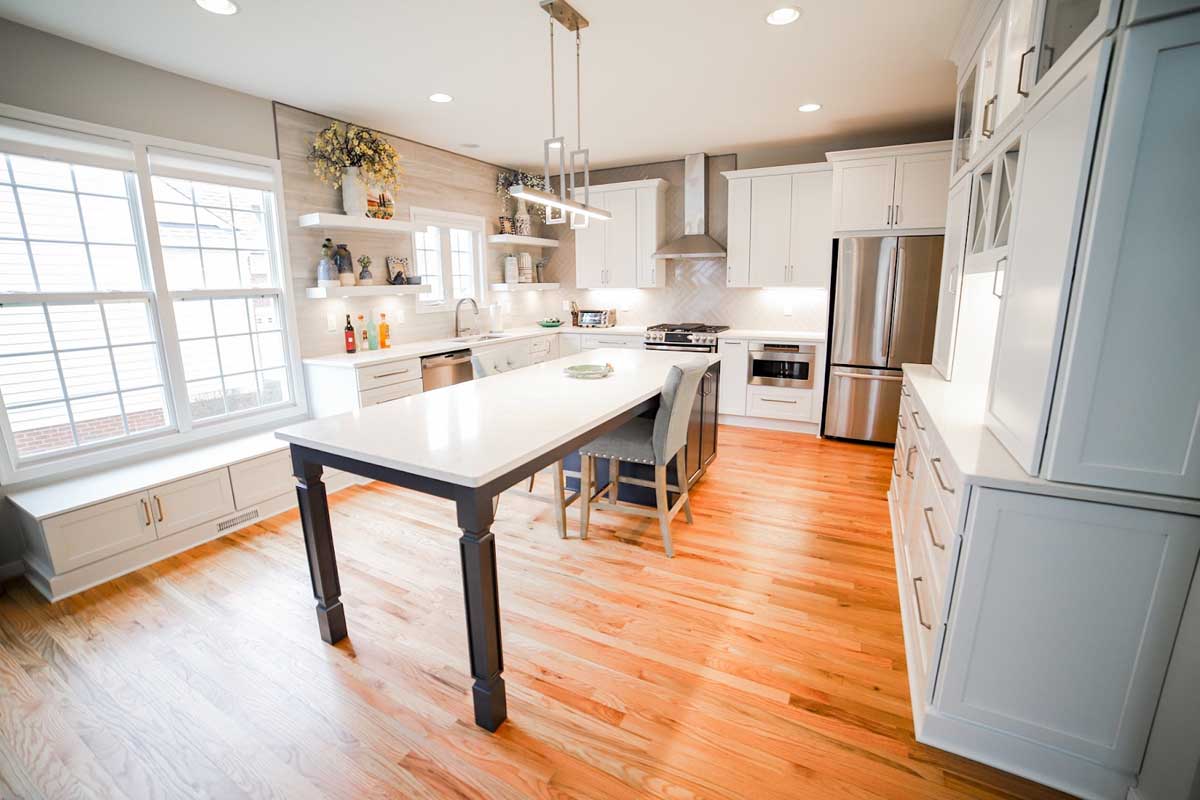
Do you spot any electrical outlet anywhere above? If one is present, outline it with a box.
[326,312,337,332]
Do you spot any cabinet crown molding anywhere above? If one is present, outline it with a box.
[826,140,953,163]
[721,162,831,181]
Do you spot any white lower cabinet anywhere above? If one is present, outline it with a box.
[40,492,159,574]
[938,489,1198,775]
[747,385,814,422]
[558,333,581,355]
[148,468,235,538]
[716,338,748,415]
[580,333,642,350]
[229,450,294,509]
[360,378,422,407]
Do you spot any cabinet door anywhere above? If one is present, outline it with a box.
[985,41,1110,475]
[41,491,157,573]
[229,450,293,509]
[717,338,748,415]
[558,333,581,355]
[893,152,951,230]
[700,368,718,466]
[787,170,833,286]
[938,488,1199,771]
[832,157,896,232]
[574,190,606,288]
[954,63,979,174]
[360,378,423,407]
[975,15,1004,144]
[997,0,1038,128]
[1045,13,1200,498]
[748,175,792,286]
[635,186,665,288]
[726,178,752,287]
[931,175,973,379]
[602,189,638,288]
[1029,0,1120,102]
[150,468,236,538]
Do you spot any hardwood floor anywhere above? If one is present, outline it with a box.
[0,426,1070,800]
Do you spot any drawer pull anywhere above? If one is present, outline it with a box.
[900,384,910,397]
[905,445,917,478]
[892,457,901,477]
[911,410,926,431]
[897,414,906,430]
[922,506,945,550]
[930,457,955,495]
[154,495,165,523]
[371,368,410,379]
[912,577,933,630]
[761,398,797,404]
[141,498,152,527]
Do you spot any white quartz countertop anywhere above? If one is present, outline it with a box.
[278,348,718,489]
[904,364,1200,516]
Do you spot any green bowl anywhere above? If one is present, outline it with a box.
[538,320,563,328]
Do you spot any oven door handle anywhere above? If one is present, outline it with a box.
[645,343,712,352]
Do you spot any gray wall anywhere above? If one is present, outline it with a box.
[0,18,276,158]
[0,18,279,569]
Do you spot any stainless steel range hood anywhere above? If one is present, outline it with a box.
[653,153,727,260]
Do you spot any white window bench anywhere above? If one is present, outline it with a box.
[7,431,361,601]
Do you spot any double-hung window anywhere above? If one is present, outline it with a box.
[0,114,299,482]
[409,208,486,311]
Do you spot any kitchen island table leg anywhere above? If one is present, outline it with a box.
[457,490,507,731]
[292,449,347,644]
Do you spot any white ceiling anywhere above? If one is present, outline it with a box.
[0,0,969,170]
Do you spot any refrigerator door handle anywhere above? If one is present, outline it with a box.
[879,241,898,365]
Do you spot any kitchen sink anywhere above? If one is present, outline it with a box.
[451,334,509,343]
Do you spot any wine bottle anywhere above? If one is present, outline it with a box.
[344,314,356,354]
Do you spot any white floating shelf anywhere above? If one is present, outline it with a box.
[489,282,560,292]
[486,234,560,248]
[305,284,429,299]
[297,212,420,234]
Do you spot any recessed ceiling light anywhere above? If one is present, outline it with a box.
[429,93,453,103]
[797,103,822,113]
[766,6,801,25]
[195,0,238,15]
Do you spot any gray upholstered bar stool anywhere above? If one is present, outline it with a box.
[578,358,708,557]
[472,352,578,537]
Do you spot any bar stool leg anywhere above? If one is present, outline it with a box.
[654,464,675,558]
[552,460,567,539]
[579,455,592,539]
[676,449,693,524]
[608,457,620,505]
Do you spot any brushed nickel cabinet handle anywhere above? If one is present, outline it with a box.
[886,204,893,226]
[1017,46,1035,97]
[762,398,797,404]
[913,577,933,630]
[911,410,927,431]
[905,445,917,477]
[922,506,945,550]
[897,414,907,430]
[154,495,164,523]
[992,256,1007,298]
[372,368,410,379]
[895,205,901,224]
[900,384,910,397]
[141,498,151,527]
[981,95,998,138]
[930,457,955,494]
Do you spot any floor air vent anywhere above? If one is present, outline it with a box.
[218,508,260,532]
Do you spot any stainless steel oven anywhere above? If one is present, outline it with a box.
[748,343,816,389]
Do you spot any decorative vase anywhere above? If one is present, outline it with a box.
[504,255,518,284]
[316,257,337,286]
[514,197,532,236]
[358,264,374,285]
[341,167,368,217]
[333,243,354,285]
[518,252,534,283]
[498,216,514,235]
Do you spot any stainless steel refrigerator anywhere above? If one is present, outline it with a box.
[823,236,943,444]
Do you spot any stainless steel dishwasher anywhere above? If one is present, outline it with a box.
[420,350,474,390]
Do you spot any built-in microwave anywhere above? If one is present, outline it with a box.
[748,343,816,390]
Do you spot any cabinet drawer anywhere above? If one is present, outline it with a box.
[360,378,423,407]
[747,385,814,421]
[914,467,954,595]
[355,357,421,392]
[149,468,235,538]
[42,491,158,573]
[528,337,552,355]
[580,334,641,350]
[903,532,940,682]
[229,450,293,509]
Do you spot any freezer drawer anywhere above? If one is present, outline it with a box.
[824,366,903,443]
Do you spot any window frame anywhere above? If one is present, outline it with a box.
[407,207,488,313]
[0,103,307,486]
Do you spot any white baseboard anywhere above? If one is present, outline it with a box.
[718,414,819,435]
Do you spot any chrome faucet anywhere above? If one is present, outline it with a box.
[454,297,480,337]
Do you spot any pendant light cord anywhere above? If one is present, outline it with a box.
[576,29,582,150]
[549,18,557,140]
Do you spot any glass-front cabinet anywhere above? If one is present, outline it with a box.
[1036,0,1105,81]
[954,64,978,173]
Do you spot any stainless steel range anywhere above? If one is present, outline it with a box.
[643,323,730,353]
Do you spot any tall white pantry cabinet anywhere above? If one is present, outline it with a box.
[892,4,1200,800]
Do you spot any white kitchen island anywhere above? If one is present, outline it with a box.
[275,348,720,732]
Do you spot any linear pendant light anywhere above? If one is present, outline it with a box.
[529,0,609,226]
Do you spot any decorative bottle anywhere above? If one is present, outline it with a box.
[378,313,390,349]
[344,314,356,354]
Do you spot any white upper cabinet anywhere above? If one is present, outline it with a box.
[985,40,1110,475]
[828,143,951,235]
[572,179,666,289]
[930,174,973,380]
[830,156,895,233]
[1044,12,1200,499]
[997,0,1038,128]
[723,164,832,288]
[1029,0,1120,102]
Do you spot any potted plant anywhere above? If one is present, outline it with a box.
[309,122,403,218]
[496,170,548,235]
[357,255,375,286]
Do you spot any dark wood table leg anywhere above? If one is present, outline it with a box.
[292,448,347,644]
[456,490,507,731]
